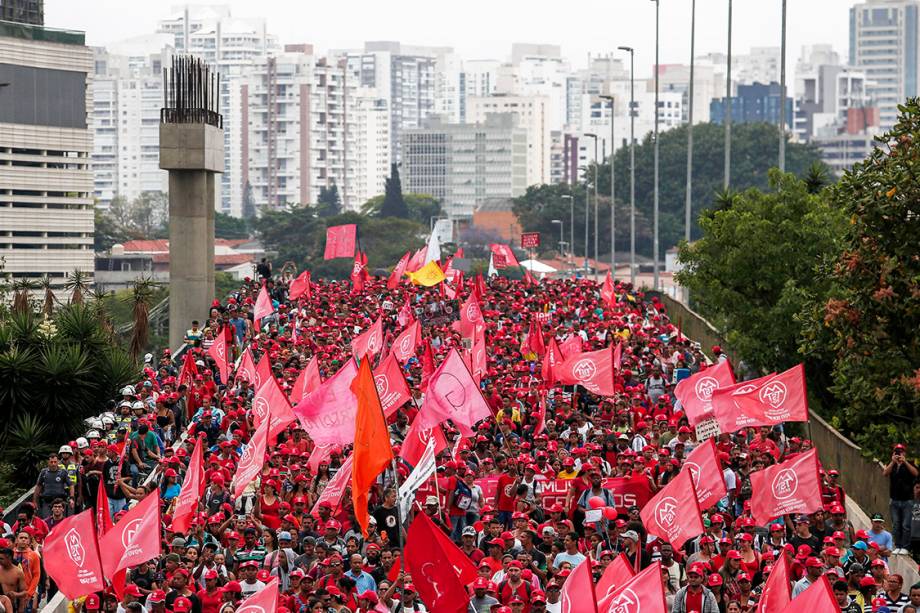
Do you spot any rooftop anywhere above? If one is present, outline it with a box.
[0,19,85,45]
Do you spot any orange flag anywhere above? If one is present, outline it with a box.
[350,358,394,537]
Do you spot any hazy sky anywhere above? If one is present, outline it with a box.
[46,0,855,78]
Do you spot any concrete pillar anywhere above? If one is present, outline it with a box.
[159,123,223,350]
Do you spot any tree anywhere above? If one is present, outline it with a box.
[800,100,920,458]
[242,181,257,220]
[215,211,250,239]
[316,184,342,218]
[361,193,443,226]
[380,163,409,219]
[130,191,168,237]
[676,170,846,376]
[94,207,129,251]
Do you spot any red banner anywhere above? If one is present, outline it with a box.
[538,475,651,516]
[324,224,357,260]
[521,232,541,249]
[750,448,822,525]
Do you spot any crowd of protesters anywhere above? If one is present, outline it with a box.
[8,266,920,613]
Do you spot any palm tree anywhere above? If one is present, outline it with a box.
[39,275,56,316]
[803,161,830,195]
[11,279,37,313]
[64,269,92,305]
[127,278,156,360]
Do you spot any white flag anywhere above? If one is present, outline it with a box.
[424,229,441,264]
[398,436,437,518]
[487,253,497,277]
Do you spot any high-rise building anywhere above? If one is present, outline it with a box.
[0,0,42,25]
[849,0,920,128]
[710,82,794,128]
[0,18,94,291]
[402,114,528,220]
[794,45,872,141]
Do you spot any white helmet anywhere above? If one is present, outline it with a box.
[58,445,73,455]
[131,401,145,410]
[90,419,104,430]
[86,430,101,439]
[75,437,89,449]
[101,416,115,427]
[121,385,136,397]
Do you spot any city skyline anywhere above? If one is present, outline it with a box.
[47,0,855,79]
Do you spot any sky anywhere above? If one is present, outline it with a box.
[46,0,856,79]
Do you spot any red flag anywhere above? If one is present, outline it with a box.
[600,271,615,306]
[236,578,280,611]
[171,437,204,534]
[401,419,448,467]
[233,414,269,498]
[397,296,413,327]
[778,575,835,612]
[489,243,520,268]
[613,341,623,371]
[324,223,357,260]
[419,339,436,391]
[524,318,546,356]
[473,273,487,298]
[392,320,422,364]
[640,467,704,549]
[310,456,353,514]
[98,491,161,577]
[755,551,791,613]
[595,553,636,603]
[351,251,369,292]
[541,336,563,387]
[683,438,728,511]
[559,334,584,358]
[556,346,616,396]
[95,478,113,539]
[405,247,427,273]
[750,448,822,525]
[533,392,547,436]
[207,331,230,384]
[417,349,491,437]
[709,372,776,432]
[254,351,272,391]
[290,356,321,403]
[598,562,667,613]
[559,559,598,613]
[732,363,809,425]
[459,293,484,339]
[522,266,537,286]
[237,348,257,386]
[178,350,199,388]
[388,252,411,289]
[254,283,274,325]
[43,510,106,599]
[293,359,359,447]
[289,270,312,300]
[373,352,412,417]
[427,513,479,584]
[351,358,395,536]
[471,332,486,386]
[674,359,736,426]
[352,316,384,360]
[253,377,297,443]
[405,512,472,613]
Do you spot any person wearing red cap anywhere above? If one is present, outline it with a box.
[792,556,825,597]
[470,576,500,611]
[196,569,222,613]
[164,568,201,612]
[497,561,532,611]
[672,563,719,613]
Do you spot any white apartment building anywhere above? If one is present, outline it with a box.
[849,0,920,128]
[459,59,500,122]
[795,45,872,140]
[0,20,95,291]
[466,94,551,186]
[402,114,528,220]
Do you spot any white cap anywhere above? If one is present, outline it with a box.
[86,430,101,439]
[58,445,73,454]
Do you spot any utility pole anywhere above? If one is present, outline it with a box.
[724,0,733,190]
[685,0,696,303]
[618,46,636,287]
[651,0,661,291]
[600,95,616,279]
[779,0,787,172]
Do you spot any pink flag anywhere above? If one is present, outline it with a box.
[254,284,274,325]
[779,575,835,612]
[731,363,809,426]
[392,320,422,364]
[750,448,822,525]
[43,510,106,600]
[293,359,359,446]
[417,349,491,437]
[253,377,297,443]
[595,553,636,603]
[236,578,280,611]
[388,252,411,289]
[170,437,204,534]
[207,330,230,383]
[324,224,357,260]
[237,348,257,386]
[99,492,161,577]
[559,334,584,359]
[489,243,520,268]
[600,271,615,306]
[405,246,427,273]
[556,346,616,396]
[683,438,728,511]
[310,456,353,514]
[639,467,704,549]
[254,351,272,391]
[233,414,269,498]
[674,359,736,426]
[458,293,484,338]
[755,552,791,613]
[709,372,776,432]
[401,419,448,467]
[534,392,547,437]
[559,559,598,613]
[541,336,562,387]
[373,352,412,417]
[598,562,667,613]
[289,356,321,403]
[397,297,413,327]
[289,270,312,300]
[471,333,486,386]
[352,317,384,360]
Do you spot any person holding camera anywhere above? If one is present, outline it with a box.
[882,442,918,554]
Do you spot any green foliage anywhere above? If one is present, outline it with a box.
[254,207,426,280]
[676,170,846,376]
[380,163,409,219]
[242,181,257,220]
[520,122,827,263]
[316,185,342,218]
[799,99,920,459]
[94,191,169,248]
[215,212,250,239]
[361,193,443,226]
[0,304,140,485]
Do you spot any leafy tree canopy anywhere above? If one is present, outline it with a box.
[215,211,250,239]
[380,162,409,219]
[361,193,443,226]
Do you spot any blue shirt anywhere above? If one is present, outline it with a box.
[344,569,376,594]
[867,528,893,554]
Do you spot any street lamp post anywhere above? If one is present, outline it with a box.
[779,0,787,172]
[618,45,636,287]
[584,133,598,278]
[551,219,564,260]
[685,0,696,303]
[724,0,733,190]
[651,0,660,291]
[599,95,615,279]
[561,194,574,270]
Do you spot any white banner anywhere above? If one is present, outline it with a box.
[398,437,438,518]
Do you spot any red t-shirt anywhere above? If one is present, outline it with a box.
[196,588,222,613]
[684,587,704,612]
[496,474,517,512]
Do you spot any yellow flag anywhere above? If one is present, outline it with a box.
[405,260,446,286]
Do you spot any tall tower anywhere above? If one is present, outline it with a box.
[159,56,223,349]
